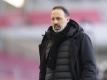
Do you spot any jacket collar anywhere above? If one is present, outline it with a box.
[67,19,84,38]
[45,19,84,39]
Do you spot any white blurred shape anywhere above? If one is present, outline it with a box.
[3,0,24,8]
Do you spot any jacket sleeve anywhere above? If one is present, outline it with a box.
[38,33,48,80]
[80,33,98,80]
[39,44,46,80]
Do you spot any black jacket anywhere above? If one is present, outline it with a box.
[39,19,97,80]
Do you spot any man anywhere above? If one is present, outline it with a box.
[39,6,97,80]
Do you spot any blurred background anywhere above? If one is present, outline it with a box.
[0,0,107,80]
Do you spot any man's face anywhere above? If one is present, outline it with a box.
[51,9,69,32]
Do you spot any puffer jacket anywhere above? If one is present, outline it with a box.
[39,19,97,80]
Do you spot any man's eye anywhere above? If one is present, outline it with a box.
[51,17,61,21]
[52,18,54,21]
[56,17,60,20]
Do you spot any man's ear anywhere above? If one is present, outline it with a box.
[67,17,70,22]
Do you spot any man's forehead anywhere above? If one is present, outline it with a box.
[51,9,65,16]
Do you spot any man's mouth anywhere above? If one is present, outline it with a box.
[54,25,61,30]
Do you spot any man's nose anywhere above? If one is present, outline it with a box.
[53,19,58,24]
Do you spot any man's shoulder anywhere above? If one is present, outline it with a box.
[77,31,89,39]
[76,31,92,45]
